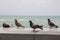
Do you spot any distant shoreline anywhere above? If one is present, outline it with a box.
[0,15,60,16]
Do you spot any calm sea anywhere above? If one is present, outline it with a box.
[0,15,60,28]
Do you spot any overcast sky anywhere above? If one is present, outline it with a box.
[0,0,60,16]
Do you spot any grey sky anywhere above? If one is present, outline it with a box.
[0,0,60,16]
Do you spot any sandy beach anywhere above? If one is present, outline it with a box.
[0,27,60,40]
[0,27,60,35]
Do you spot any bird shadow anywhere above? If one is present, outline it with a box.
[32,30,39,33]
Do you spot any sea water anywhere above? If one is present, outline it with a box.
[0,16,60,28]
